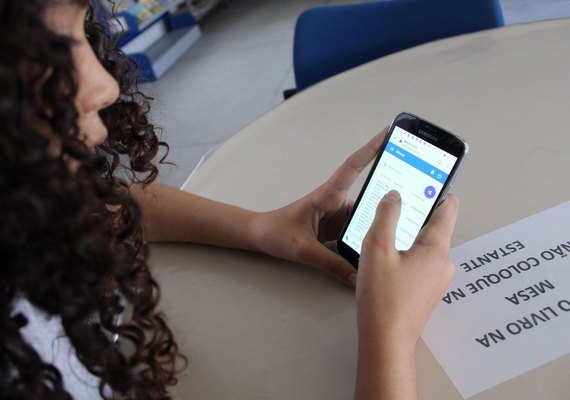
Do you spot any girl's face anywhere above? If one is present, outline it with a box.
[44,1,120,154]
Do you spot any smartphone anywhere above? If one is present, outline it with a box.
[337,112,468,266]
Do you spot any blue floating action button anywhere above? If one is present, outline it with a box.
[424,185,436,199]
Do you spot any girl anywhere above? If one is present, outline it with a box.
[0,1,459,399]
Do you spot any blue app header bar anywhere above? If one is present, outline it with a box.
[386,141,449,183]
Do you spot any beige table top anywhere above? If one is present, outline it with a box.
[152,19,570,399]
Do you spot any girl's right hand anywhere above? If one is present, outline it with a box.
[354,190,459,400]
[356,189,459,346]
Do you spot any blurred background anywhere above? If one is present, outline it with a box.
[107,0,570,188]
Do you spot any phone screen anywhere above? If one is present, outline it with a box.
[341,125,459,252]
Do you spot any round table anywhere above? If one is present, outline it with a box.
[152,18,570,400]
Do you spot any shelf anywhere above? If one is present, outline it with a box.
[123,23,201,80]
[110,0,231,80]
[145,25,201,78]
[138,0,187,30]
[188,0,226,20]
[114,1,202,81]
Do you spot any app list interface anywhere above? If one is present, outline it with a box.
[343,126,457,252]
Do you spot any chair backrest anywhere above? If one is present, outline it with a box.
[293,0,504,91]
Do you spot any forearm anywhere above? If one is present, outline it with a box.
[130,183,262,251]
[355,321,418,400]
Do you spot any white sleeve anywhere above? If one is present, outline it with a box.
[13,296,104,400]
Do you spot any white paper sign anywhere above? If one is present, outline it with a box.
[422,201,570,399]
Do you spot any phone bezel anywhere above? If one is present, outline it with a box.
[336,112,469,267]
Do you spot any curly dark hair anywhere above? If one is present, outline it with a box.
[0,1,185,399]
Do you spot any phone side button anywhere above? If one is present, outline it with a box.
[440,185,452,201]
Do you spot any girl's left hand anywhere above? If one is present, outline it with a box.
[252,128,387,287]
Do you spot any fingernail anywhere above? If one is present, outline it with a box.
[347,273,357,288]
[383,190,401,202]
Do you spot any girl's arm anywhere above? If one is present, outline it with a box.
[131,129,388,286]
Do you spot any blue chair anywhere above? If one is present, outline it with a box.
[290,0,504,93]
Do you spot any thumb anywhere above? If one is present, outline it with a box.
[363,190,402,252]
[300,241,357,287]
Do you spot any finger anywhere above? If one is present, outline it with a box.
[298,241,357,287]
[363,190,402,252]
[328,127,388,192]
[346,198,356,216]
[416,194,460,248]
[321,198,356,240]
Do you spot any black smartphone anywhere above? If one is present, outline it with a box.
[337,112,469,267]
